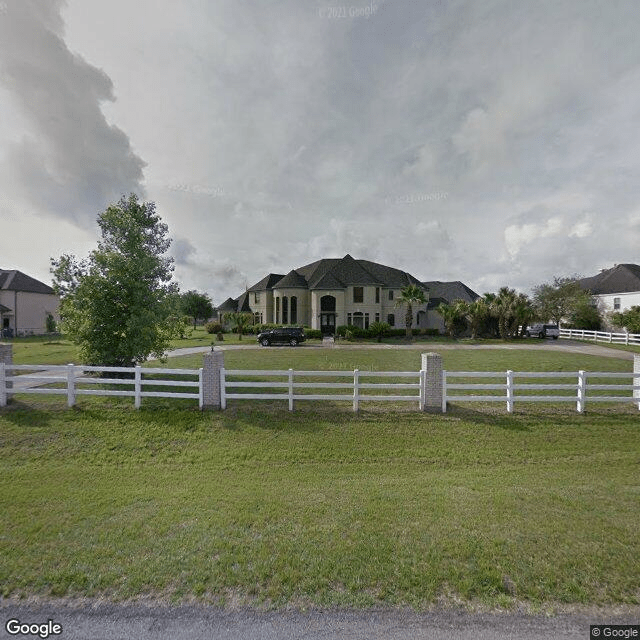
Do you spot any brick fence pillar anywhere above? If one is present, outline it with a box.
[421,352,443,413]
[202,348,224,410]
[634,354,640,410]
[0,343,13,407]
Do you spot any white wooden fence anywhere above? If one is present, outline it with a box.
[443,369,640,413]
[0,363,203,408]
[221,368,425,412]
[560,328,640,345]
[2,362,639,414]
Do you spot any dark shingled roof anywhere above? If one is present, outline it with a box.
[0,270,55,295]
[233,255,432,299]
[285,254,420,290]
[247,273,285,292]
[236,292,252,313]
[216,297,238,313]
[423,281,480,308]
[578,264,640,295]
[274,269,308,289]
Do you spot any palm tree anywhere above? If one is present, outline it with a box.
[223,312,253,341]
[395,284,428,341]
[436,301,467,338]
[488,288,534,339]
[463,298,489,339]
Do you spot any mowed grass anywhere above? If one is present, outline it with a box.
[1,345,639,610]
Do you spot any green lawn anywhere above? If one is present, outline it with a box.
[1,346,639,610]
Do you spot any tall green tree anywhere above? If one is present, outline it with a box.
[51,194,181,367]
[532,277,592,326]
[181,290,214,328]
[395,284,428,341]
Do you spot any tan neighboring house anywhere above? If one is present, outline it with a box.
[0,270,60,337]
[216,254,435,334]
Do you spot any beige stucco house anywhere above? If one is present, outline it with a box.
[218,254,435,334]
[0,270,60,336]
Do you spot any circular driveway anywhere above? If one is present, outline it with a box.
[167,339,636,361]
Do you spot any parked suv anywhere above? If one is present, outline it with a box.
[526,323,560,339]
[257,327,306,347]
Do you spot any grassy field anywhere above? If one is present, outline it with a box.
[1,345,639,610]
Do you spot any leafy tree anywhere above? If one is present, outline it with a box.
[181,290,214,328]
[611,305,640,333]
[567,299,602,330]
[368,321,391,343]
[51,194,181,366]
[532,277,591,326]
[224,311,253,340]
[395,284,428,341]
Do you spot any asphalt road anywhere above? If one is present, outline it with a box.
[1,602,638,640]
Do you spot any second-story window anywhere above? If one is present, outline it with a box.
[375,287,380,303]
[614,297,621,310]
[353,287,363,303]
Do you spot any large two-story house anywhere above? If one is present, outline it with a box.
[218,254,432,334]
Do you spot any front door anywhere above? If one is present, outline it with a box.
[320,313,336,335]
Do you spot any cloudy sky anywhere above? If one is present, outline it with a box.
[1,0,639,304]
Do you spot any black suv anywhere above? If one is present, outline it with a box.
[257,327,305,347]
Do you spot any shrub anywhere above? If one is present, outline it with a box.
[369,321,391,342]
[45,313,57,334]
[205,322,223,334]
[304,329,322,339]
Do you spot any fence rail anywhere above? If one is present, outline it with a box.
[560,328,640,345]
[2,361,639,414]
[221,368,425,412]
[0,363,203,408]
[443,369,640,413]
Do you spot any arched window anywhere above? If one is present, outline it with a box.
[275,297,280,324]
[282,296,288,324]
[321,295,336,312]
[290,296,297,324]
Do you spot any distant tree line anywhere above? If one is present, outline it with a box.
[435,277,603,340]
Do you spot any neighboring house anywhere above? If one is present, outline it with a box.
[0,270,60,337]
[216,254,474,334]
[578,264,640,327]
[421,281,481,334]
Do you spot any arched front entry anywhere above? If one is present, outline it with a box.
[320,295,336,335]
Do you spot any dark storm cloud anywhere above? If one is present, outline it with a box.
[0,0,145,228]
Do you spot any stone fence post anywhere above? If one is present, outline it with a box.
[0,343,13,407]
[202,348,224,410]
[421,352,443,413]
